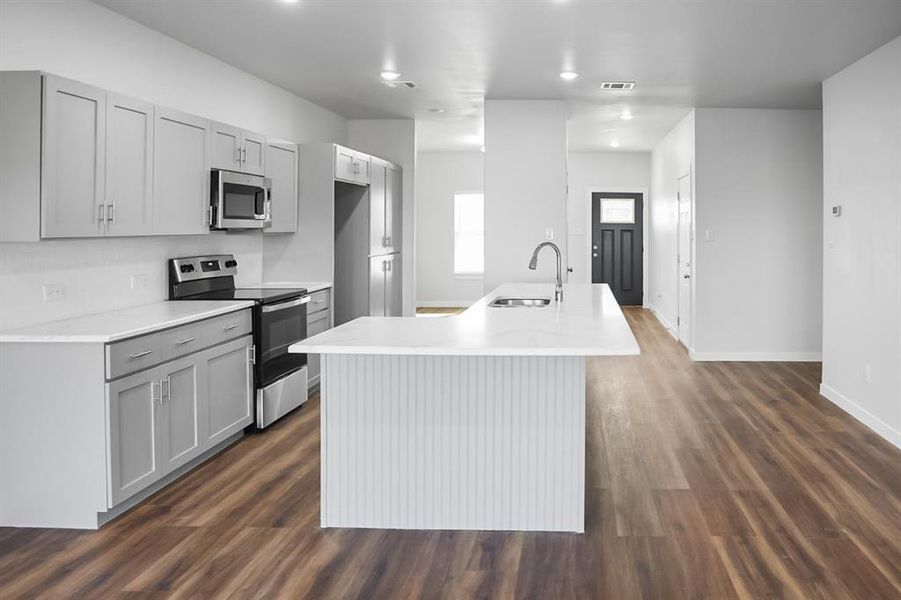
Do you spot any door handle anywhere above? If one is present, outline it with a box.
[236,147,242,163]
[224,324,238,331]
[175,337,195,345]
[129,350,153,360]
[153,380,162,405]
[162,376,170,403]
[107,203,116,225]
[242,147,247,163]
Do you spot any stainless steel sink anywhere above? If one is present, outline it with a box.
[490,297,552,308]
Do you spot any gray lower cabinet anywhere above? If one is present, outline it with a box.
[107,368,162,507]
[369,254,402,317]
[306,288,332,388]
[106,332,253,507]
[204,336,254,446]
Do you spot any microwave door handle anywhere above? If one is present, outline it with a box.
[261,296,310,313]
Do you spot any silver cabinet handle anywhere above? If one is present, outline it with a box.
[107,203,116,225]
[382,235,392,247]
[175,337,195,345]
[162,376,170,403]
[153,380,162,405]
[97,204,106,227]
[224,324,238,331]
[242,147,247,163]
[129,350,153,359]
[236,147,242,164]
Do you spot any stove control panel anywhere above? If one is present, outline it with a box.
[169,254,238,283]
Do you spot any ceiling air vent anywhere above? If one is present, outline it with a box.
[381,80,417,89]
[600,81,636,91]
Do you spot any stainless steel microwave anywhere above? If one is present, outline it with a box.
[209,170,271,230]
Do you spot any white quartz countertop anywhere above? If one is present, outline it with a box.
[0,301,256,343]
[289,283,640,356]
[263,281,332,293]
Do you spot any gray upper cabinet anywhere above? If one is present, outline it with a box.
[211,122,266,176]
[368,159,387,255]
[210,122,242,171]
[369,160,403,254]
[153,107,210,235]
[241,131,266,175]
[265,141,299,233]
[334,145,370,185]
[386,164,403,252]
[105,94,154,237]
[41,75,107,238]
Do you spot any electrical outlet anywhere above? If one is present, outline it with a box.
[42,283,65,302]
[131,274,149,290]
[545,228,555,241]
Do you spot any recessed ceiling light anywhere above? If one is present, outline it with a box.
[281,0,299,3]
[426,108,445,114]
[620,111,634,121]
[380,71,401,81]
[601,81,636,90]
[610,140,621,148]
[560,71,579,81]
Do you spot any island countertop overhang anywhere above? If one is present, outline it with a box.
[289,283,640,357]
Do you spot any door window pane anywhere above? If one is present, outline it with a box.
[454,193,484,274]
[600,198,635,224]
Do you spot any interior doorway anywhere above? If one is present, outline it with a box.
[591,192,644,305]
[677,173,692,346]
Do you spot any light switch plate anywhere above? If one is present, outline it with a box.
[43,283,65,302]
[131,274,149,290]
[705,229,715,242]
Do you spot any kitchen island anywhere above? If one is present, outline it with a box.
[289,283,639,533]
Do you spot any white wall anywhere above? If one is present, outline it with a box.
[0,0,347,330]
[649,111,695,333]
[344,119,417,316]
[821,36,901,448]
[692,108,823,361]
[415,152,485,305]
[483,100,568,292]
[566,152,651,287]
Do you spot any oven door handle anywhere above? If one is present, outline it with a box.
[262,296,310,313]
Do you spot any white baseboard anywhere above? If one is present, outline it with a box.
[690,351,822,362]
[646,304,678,340]
[416,300,472,308]
[819,383,901,450]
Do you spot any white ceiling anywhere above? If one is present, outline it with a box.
[94,0,901,151]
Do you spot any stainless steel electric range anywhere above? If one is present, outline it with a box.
[169,254,309,429]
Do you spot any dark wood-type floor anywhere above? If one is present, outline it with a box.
[2,308,900,599]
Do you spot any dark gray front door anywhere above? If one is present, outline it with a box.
[591,192,643,305]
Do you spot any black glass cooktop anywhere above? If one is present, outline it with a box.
[181,287,306,304]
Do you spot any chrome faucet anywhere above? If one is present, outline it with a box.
[528,241,564,302]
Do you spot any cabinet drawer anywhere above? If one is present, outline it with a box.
[159,319,207,363]
[307,289,331,317]
[106,333,161,380]
[307,311,330,336]
[200,309,252,349]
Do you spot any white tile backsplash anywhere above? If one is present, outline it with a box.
[0,232,263,330]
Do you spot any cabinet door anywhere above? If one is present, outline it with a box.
[241,130,266,176]
[204,336,253,447]
[41,75,106,238]
[369,256,387,317]
[306,309,331,387]
[210,122,242,171]
[107,367,162,506]
[369,160,387,255]
[385,253,403,317]
[354,153,371,185]
[153,108,210,235]
[385,165,403,253]
[160,356,204,473]
[265,142,298,233]
[105,94,154,236]
[334,146,356,183]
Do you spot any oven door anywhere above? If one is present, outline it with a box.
[211,170,272,229]
[257,295,308,388]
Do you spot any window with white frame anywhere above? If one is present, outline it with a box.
[453,192,484,276]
